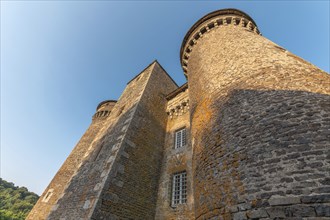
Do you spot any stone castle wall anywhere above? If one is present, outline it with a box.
[42,61,177,219]
[181,9,330,219]
[28,8,330,220]
[155,85,195,220]
[91,62,178,219]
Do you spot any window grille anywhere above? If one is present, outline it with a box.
[175,128,186,149]
[172,171,187,206]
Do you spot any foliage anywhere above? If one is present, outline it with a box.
[0,178,39,220]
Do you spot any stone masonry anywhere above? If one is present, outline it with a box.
[155,84,195,220]
[28,8,329,220]
[181,9,330,220]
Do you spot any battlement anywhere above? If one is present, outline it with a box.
[180,8,261,76]
[93,100,117,120]
[96,100,117,111]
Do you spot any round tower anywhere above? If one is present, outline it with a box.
[93,100,117,120]
[181,9,330,219]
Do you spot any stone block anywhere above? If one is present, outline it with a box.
[125,139,136,148]
[228,205,238,213]
[238,202,251,211]
[109,214,118,220]
[103,193,119,203]
[266,207,286,218]
[233,211,247,220]
[320,178,330,186]
[246,209,268,219]
[285,205,316,217]
[269,196,301,206]
[280,177,294,183]
[301,194,330,204]
[315,205,330,217]
[313,187,330,194]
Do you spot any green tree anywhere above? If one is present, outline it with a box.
[0,178,39,220]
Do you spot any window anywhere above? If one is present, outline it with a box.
[175,128,186,149]
[42,189,54,203]
[172,171,187,206]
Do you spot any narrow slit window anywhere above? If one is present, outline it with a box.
[42,189,54,203]
[175,128,186,149]
[172,171,187,206]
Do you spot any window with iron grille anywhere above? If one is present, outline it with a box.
[172,171,187,206]
[175,128,186,149]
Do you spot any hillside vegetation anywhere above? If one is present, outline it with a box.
[0,178,39,220]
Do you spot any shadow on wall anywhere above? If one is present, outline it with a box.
[193,89,330,219]
[47,103,138,219]
[47,100,166,219]
[94,103,168,219]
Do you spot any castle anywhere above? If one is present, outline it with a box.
[28,9,330,220]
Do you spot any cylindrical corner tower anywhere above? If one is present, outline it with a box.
[181,9,330,219]
[27,100,117,220]
[93,100,117,120]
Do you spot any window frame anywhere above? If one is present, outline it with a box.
[42,188,54,203]
[174,127,186,149]
[171,171,187,207]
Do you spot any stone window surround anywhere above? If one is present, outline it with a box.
[171,171,187,207]
[42,188,54,203]
[174,127,187,149]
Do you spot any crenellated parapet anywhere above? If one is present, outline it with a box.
[166,83,189,119]
[93,110,111,119]
[180,9,261,76]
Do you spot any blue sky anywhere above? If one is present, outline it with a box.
[1,1,329,195]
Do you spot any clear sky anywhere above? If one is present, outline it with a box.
[1,1,329,195]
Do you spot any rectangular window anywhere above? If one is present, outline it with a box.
[172,171,187,206]
[175,128,186,149]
